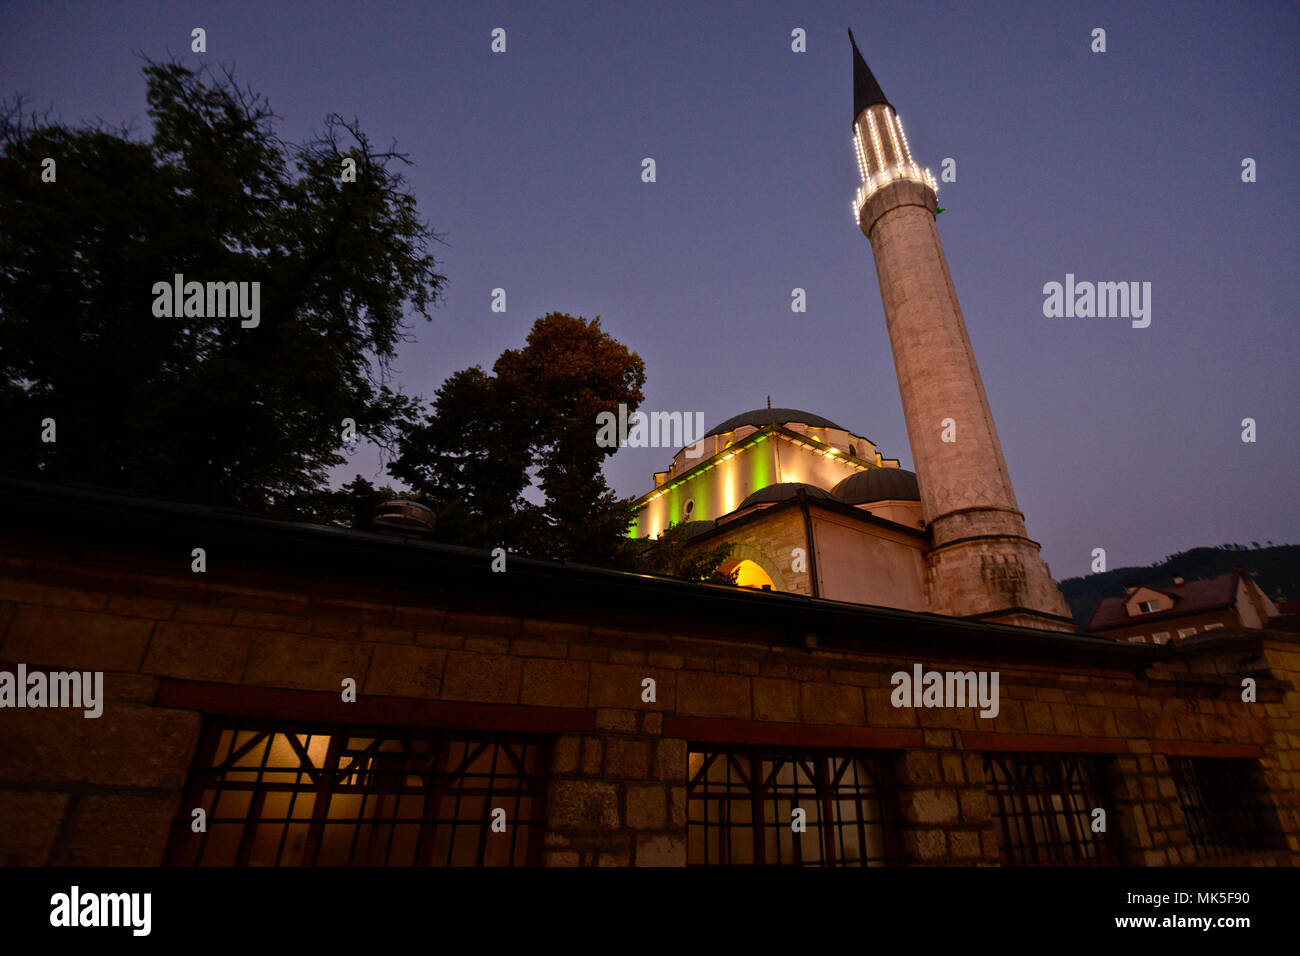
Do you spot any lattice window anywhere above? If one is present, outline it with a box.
[983,752,1118,866]
[166,720,549,866]
[1168,757,1285,860]
[686,745,898,866]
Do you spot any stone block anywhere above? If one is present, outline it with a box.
[4,606,152,671]
[0,790,68,865]
[243,633,371,693]
[626,786,667,829]
[752,678,800,723]
[439,651,522,703]
[363,644,446,698]
[61,792,180,865]
[605,739,651,780]
[2,705,200,789]
[635,834,686,866]
[800,682,865,726]
[143,622,253,682]
[548,780,620,830]
[519,659,588,708]
[677,672,750,719]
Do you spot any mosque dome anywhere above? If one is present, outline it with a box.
[737,483,838,510]
[704,408,844,439]
[831,468,920,505]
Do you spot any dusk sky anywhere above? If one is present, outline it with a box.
[4,0,1296,579]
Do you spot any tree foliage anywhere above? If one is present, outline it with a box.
[0,60,444,513]
[635,522,739,585]
[392,312,647,566]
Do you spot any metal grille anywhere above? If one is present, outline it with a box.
[1168,757,1285,860]
[983,752,1118,866]
[686,745,898,866]
[165,720,549,866]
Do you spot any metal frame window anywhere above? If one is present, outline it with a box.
[983,752,1119,866]
[1168,757,1285,860]
[686,744,899,866]
[165,719,550,866]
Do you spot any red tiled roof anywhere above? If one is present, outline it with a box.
[1085,572,1239,632]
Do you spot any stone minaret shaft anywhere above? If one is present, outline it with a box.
[848,31,1071,631]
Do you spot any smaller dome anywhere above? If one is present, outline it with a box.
[675,519,717,540]
[737,483,837,511]
[832,468,920,505]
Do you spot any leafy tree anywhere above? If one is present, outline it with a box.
[392,312,646,566]
[296,474,408,530]
[635,522,739,585]
[0,60,443,513]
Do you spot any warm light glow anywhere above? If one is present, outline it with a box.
[866,111,885,171]
[732,559,775,590]
[885,110,904,167]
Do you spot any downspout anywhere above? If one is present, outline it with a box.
[798,489,821,598]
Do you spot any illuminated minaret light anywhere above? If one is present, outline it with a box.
[848,29,1073,631]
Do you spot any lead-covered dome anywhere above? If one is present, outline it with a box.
[704,408,843,439]
[832,468,920,504]
[737,483,838,510]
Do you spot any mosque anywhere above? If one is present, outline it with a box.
[631,31,1075,634]
[3,30,1294,873]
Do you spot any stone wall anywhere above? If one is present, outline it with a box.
[2,523,1296,867]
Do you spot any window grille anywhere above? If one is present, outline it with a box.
[1168,757,1285,860]
[983,752,1119,865]
[166,719,549,866]
[687,745,899,866]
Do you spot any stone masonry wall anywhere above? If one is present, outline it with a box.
[1,547,1296,867]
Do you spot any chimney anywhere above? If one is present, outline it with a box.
[371,500,436,537]
[1172,576,1184,586]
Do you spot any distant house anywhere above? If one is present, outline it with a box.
[1085,569,1281,644]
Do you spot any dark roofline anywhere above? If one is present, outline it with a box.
[1,473,1171,669]
[693,486,930,545]
[1085,573,1241,631]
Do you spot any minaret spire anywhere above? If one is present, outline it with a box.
[848,35,1074,632]
[848,29,891,120]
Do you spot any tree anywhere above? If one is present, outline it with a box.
[635,522,739,585]
[0,60,444,514]
[295,474,408,530]
[392,313,646,566]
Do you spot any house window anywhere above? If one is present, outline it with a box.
[166,720,550,866]
[1127,635,1146,643]
[1137,600,1160,614]
[1151,632,1171,644]
[1177,627,1196,638]
[983,752,1119,866]
[1167,758,1286,860]
[686,745,899,866]
[1202,623,1224,631]
[683,498,695,520]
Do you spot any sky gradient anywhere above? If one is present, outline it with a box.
[3,0,1296,579]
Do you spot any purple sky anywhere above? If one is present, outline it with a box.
[4,1,1297,579]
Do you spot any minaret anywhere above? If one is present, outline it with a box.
[848,30,1073,632]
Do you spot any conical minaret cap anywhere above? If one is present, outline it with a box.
[848,28,891,121]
